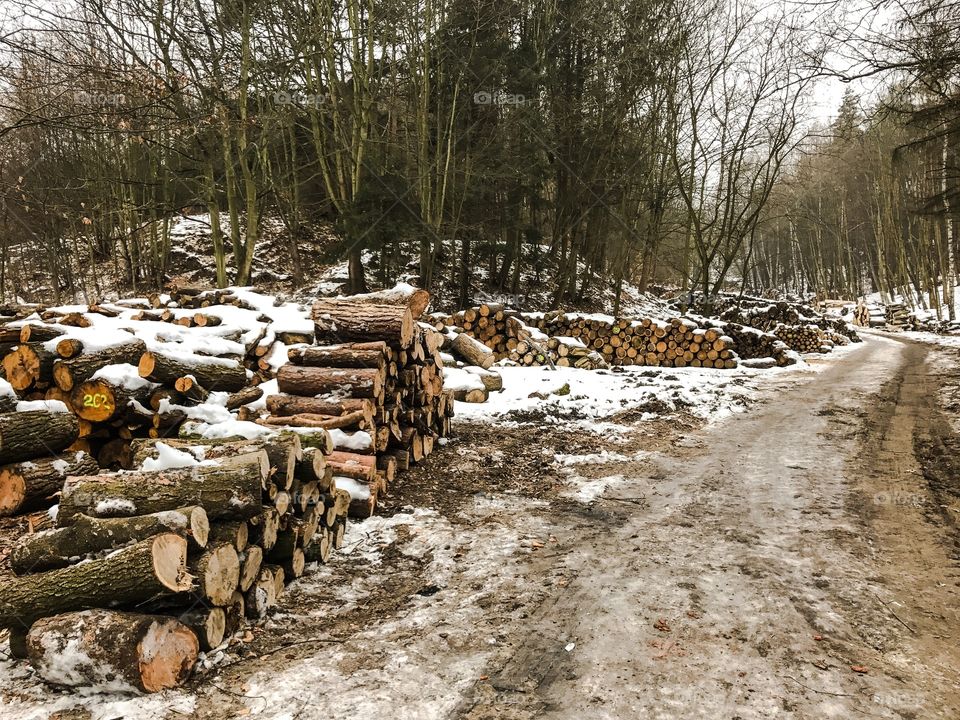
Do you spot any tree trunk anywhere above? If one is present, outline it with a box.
[0,534,192,628]
[265,395,375,427]
[70,378,154,423]
[312,300,413,348]
[189,542,240,606]
[0,411,79,465]
[0,451,98,517]
[276,365,384,400]
[52,339,147,391]
[138,350,248,392]
[450,332,495,369]
[27,609,198,693]
[11,507,210,574]
[130,436,301,490]
[2,343,55,391]
[178,607,225,652]
[58,452,268,524]
[288,346,385,370]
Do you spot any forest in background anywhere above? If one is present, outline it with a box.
[0,0,956,315]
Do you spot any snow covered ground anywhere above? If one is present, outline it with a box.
[453,359,816,429]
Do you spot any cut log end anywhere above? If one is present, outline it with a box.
[139,619,200,692]
[153,534,193,593]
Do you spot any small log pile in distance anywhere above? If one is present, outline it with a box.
[436,304,741,369]
[854,300,887,328]
[682,315,799,367]
[683,293,861,344]
[773,324,833,353]
[263,289,454,517]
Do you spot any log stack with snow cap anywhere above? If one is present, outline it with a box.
[0,288,364,693]
[438,307,741,369]
[259,287,453,518]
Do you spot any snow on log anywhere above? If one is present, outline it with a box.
[346,283,431,319]
[52,338,147,391]
[26,609,198,693]
[10,506,210,574]
[130,435,301,490]
[0,451,99,517]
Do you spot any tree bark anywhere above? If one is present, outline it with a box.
[0,534,192,628]
[276,365,383,399]
[58,452,268,524]
[52,339,146,391]
[0,411,79,465]
[312,300,414,348]
[265,395,375,427]
[27,609,198,692]
[450,332,495,369]
[11,507,210,574]
[287,345,385,370]
[138,350,248,392]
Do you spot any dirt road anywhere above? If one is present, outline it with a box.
[5,333,959,720]
[461,333,960,719]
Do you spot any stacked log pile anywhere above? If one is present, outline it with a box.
[774,324,830,353]
[0,429,349,691]
[684,316,799,367]
[0,290,317,505]
[260,293,453,517]
[689,294,861,344]
[521,313,742,368]
[854,301,887,328]
[438,306,741,369]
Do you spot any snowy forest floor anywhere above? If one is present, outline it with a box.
[2,332,960,719]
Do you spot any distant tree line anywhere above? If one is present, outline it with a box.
[752,0,959,317]
[2,0,952,314]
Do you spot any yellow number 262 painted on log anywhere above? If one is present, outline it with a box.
[83,393,112,411]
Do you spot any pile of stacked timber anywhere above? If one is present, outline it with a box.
[520,313,740,369]
[854,300,886,328]
[684,293,861,343]
[685,316,799,367]
[437,307,741,369]
[884,302,910,328]
[774,324,829,353]
[443,304,513,355]
[0,428,347,691]
[260,291,453,517]
[0,290,314,493]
